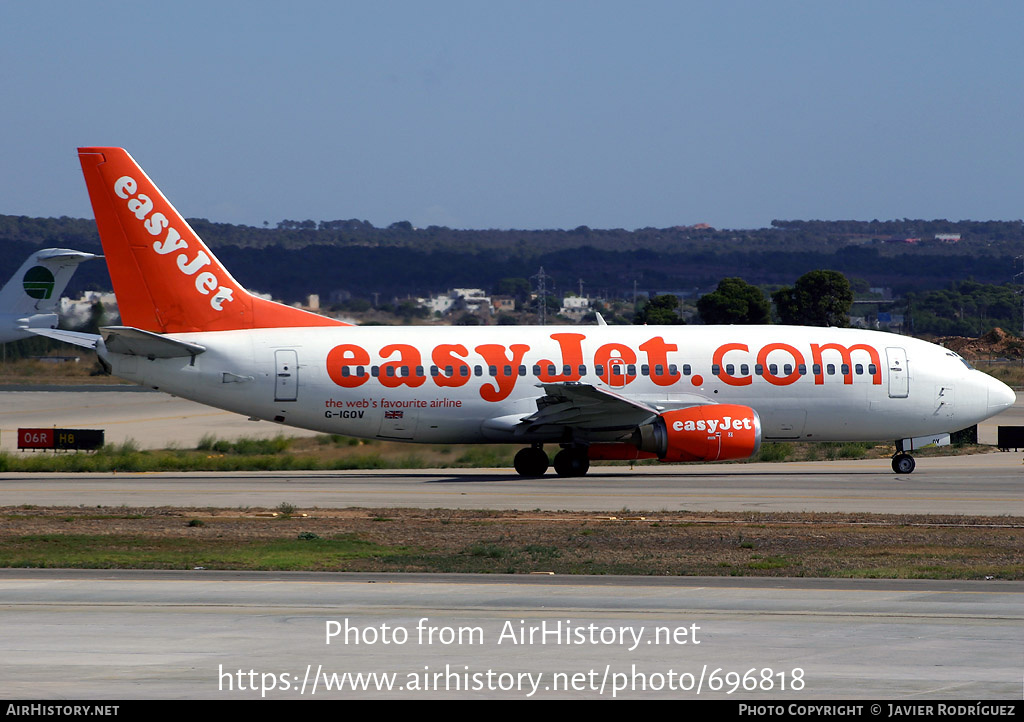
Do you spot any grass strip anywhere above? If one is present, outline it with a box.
[2,507,1020,579]
[0,433,995,473]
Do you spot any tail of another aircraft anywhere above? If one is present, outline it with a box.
[0,248,98,316]
[77,147,347,334]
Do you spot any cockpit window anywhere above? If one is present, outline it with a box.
[948,351,975,370]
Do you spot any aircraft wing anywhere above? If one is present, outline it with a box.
[522,382,660,432]
[511,382,713,437]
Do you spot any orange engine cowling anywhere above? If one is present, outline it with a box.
[634,404,761,462]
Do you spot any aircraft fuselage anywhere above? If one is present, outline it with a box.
[101,324,1010,446]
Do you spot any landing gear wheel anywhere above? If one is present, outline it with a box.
[553,448,590,477]
[514,447,549,477]
[891,453,916,474]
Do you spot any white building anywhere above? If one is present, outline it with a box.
[59,291,119,327]
[559,295,592,322]
[418,288,491,315]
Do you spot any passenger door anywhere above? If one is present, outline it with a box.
[886,347,908,398]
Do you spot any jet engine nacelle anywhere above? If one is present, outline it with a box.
[634,404,762,462]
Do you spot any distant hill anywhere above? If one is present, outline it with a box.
[1,215,1021,304]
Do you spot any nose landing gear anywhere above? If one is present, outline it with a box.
[891,451,916,474]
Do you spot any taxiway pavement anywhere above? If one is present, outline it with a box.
[2,570,1020,699]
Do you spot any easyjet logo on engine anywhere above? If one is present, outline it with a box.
[113,176,235,311]
[672,416,754,433]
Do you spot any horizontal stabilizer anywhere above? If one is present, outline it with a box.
[28,328,101,349]
[101,326,206,358]
[33,249,102,263]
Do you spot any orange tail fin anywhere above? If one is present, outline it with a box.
[77,147,347,333]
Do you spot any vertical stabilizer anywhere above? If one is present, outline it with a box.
[0,248,98,316]
[77,147,346,333]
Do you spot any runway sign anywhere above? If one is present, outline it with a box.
[18,428,104,451]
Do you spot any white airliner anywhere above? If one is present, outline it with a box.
[0,248,99,343]
[38,147,1016,476]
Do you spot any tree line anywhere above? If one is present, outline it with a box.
[1,215,1021,337]
[635,271,855,328]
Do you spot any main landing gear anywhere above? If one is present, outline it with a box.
[513,445,549,477]
[513,445,590,477]
[553,447,590,478]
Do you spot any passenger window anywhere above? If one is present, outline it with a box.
[519,365,528,376]
[459,366,469,377]
[595,364,605,376]
[641,364,650,376]
[783,364,792,375]
[341,367,350,377]
[725,364,735,376]
[754,364,763,375]
[841,364,850,375]
[681,364,690,375]
[812,363,821,375]
[371,366,379,377]
[627,364,636,375]
[415,365,424,377]
[798,364,806,375]
[488,365,497,377]
[578,365,586,376]
[655,364,664,376]
[533,365,542,376]
[769,364,778,375]
[547,364,556,375]
[868,364,877,375]
[740,364,749,375]
[503,365,512,377]
[386,366,395,377]
[400,366,409,377]
[855,364,864,375]
[712,364,721,376]
[827,364,835,375]
[445,365,453,376]
[430,365,439,377]
[356,366,365,377]
[562,364,571,376]
[474,365,482,377]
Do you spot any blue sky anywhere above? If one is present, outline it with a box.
[1,1,1022,230]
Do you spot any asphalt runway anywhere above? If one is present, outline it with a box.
[2,452,1022,514]
[2,570,1021,699]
